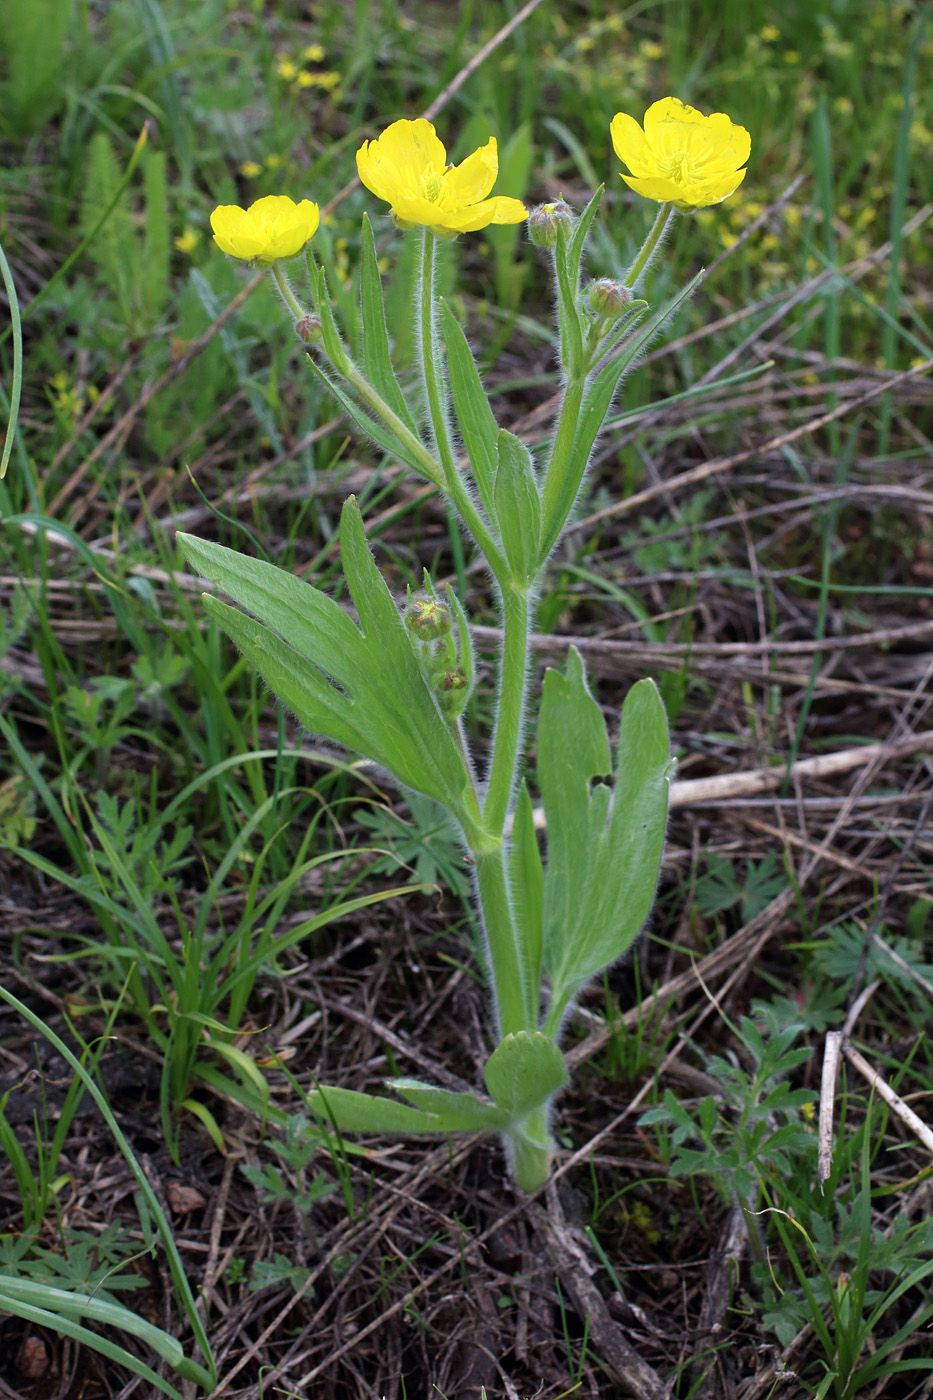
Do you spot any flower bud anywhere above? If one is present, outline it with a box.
[436,667,468,718]
[406,596,452,641]
[295,313,323,343]
[586,278,633,319]
[528,200,575,248]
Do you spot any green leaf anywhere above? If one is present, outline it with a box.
[177,532,367,686]
[306,256,350,372]
[388,1080,508,1132]
[438,298,500,523]
[539,653,671,1030]
[306,1086,446,1135]
[568,184,604,272]
[483,1032,569,1120]
[0,1290,187,1400]
[510,781,543,996]
[200,596,364,752]
[494,430,541,583]
[539,270,703,559]
[359,213,418,435]
[177,504,475,824]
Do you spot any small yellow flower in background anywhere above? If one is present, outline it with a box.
[355,118,528,237]
[610,96,750,212]
[760,23,779,41]
[277,57,298,81]
[174,227,199,254]
[639,40,663,60]
[303,43,325,62]
[297,70,341,91]
[239,160,263,179]
[210,194,319,265]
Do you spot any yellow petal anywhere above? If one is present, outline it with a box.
[610,111,653,176]
[707,112,751,168]
[389,192,458,227]
[445,138,498,204]
[644,96,707,139]
[379,118,447,171]
[620,174,686,204]
[693,166,748,205]
[482,196,529,225]
[356,118,447,207]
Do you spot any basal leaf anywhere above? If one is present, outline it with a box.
[483,1031,569,1119]
[388,1079,508,1132]
[306,1086,444,1136]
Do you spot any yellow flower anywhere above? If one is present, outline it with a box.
[277,58,298,81]
[610,96,750,212]
[239,160,263,178]
[174,227,199,254]
[303,43,325,62]
[210,195,319,265]
[355,118,528,237]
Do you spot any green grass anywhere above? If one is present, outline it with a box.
[1,0,932,1393]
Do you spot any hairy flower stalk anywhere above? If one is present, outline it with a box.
[190,103,750,1193]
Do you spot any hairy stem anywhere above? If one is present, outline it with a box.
[473,845,533,1036]
[482,583,531,840]
[270,261,305,319]
[624,201,676,290]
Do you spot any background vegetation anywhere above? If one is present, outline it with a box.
[1,1,931,1396]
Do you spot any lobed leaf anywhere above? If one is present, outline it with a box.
[178,503,475,823]
[306,1085,446,1136]
[388,1079,508,1132]
[539,651,671,1031]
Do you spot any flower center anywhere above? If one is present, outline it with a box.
[661,151,696,185]
[424,171,443,202]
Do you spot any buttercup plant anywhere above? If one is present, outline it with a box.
[181,103,750,1192]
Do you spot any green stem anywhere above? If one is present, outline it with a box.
[508,1106,554,1193]
[270,261,305,319]
[341,360,448,490]
[414,229,509,578]
[624,201,676,290]
[474,846,532,1036]
[419,229,459,492]
[482,583,530,839]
